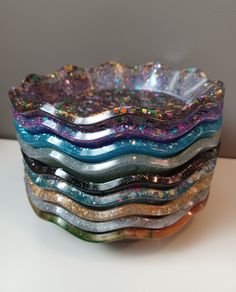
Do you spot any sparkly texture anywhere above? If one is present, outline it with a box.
[13,108,223,146]
[26,174,212,221]
[27,183,209,233]
[19,134,220,182]
[30,195,208,242]
[15,119,221,161]
[9,61,224,125]
[9,61,224,242]
[25,160,216,207]
[23,148,218,194]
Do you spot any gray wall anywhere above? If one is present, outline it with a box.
[0,0,235,158]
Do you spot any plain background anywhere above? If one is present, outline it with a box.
[0,0,235,157]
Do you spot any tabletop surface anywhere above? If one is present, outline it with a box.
[1,139,236,292]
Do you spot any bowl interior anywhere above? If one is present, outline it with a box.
[9,61,221,116]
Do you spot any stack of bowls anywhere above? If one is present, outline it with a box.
[9,61,224,243]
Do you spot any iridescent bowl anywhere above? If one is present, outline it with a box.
[9,61,224,242]
[9,61,224,127]
[23,149,217,207]
[29,195,208,243]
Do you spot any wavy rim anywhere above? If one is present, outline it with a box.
[9,61,225,125]
[27,183,209,233]
[15,119,221,161]
[25,159,216,207]
[19,133,220,182]
[13,104,222,144]
[29,193,208,242]
[22,148,218,194]
[26,174,212,221]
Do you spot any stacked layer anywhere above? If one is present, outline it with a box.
[9,61,224,242]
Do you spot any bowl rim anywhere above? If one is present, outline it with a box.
[9,61,225,125]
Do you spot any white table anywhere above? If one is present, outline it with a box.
[1,139,236,292]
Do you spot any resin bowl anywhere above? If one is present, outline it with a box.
[9,61,224,127]
[9,61,224,243]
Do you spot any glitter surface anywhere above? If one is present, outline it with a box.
[13,105,222,144]
[9,61,224,125]
[27,183,209,232]
[25,158,216,207]
[26,174,212,221]
[22,146,218,191]
[20,133,220,181]
[15,119,221,160]
[9,61,224,242]
[30,195,208,242]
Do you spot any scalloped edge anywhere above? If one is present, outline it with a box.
[9,61,225,125]
[25,159,216,207]
[19,133,220,182]
[29,190,209,242]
